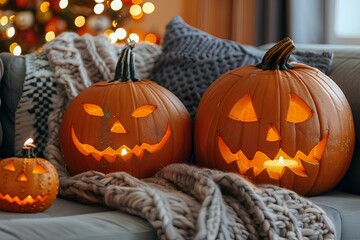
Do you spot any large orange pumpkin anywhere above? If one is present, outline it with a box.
[194,38,355,196]
[60,43,192,178]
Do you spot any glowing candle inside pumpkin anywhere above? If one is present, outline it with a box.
[22,138,36,158]
[24,138,34,148]
[263,156,298,173]
[121,148,128,156]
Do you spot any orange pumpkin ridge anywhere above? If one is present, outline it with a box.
[60,43,192,178]
[194,37,355,196]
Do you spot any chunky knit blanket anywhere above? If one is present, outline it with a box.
[20,33,335,239]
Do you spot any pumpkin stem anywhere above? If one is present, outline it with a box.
[21,145,37,158]
[111,40,139,82]
[256,37,296,70]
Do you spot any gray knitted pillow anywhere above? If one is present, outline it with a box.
[150,16,334,118]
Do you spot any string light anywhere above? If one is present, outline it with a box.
[110,0,123,11]
[74,16,86,28]
[142,2,155,14]
[59,0,69,9]
[0,0,157,55]
[5,26,15,38]
[39,2,50,13]
[128,33,139,43]
[94,3,105,14]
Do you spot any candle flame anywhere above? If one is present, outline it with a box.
[121,148,128,156]
[23,138,34,148]
[279,156,284,164]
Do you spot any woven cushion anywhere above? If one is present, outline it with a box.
[150,16,334,118]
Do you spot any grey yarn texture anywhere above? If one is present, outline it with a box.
[151,16,334,118]
[20,33,335,239]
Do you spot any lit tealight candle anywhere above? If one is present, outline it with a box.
[121,148,128,156]
[22,138,36,158]
[263,156,298,174]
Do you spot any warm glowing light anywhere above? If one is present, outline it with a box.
[128,33,139,43]
[104,29,114,37]
[263,156,299,174]
[59,0,69,9]
[131,11,143,20]
[71,123,172,162]
[83,103,104,116]
[24,138,34,147]
[287,93,313,123]
[3,161,15,171]
[112,20,118,27]
[110,0,123,11]
[144,33,157,43]
[0,0,8,5]
[142,2,155,14]
[45,31,56,42]
[131,104,156,118]
[6,26,15,38]
[0,16,8,26]
[74,16,86,27]
[109,32,117,43]
[17,172,28,182]
[111,120,127,134]
[266,125,281,142]
[13,45,22,56]
[95,0,104,2]
[129,4,142,16]
[0,192,49,205]
[8,15,15,23]
[121,148,128,156]
[115,28,127,40]
[228,94,258,122]
[132,0,142,4]
[40,1,50,12]
[94,3,105,14]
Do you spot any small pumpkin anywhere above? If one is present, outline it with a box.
[0,139,59,212]
[194,37,355,196]
[60,42,192,178]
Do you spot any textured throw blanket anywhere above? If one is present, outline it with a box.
[19,33,335,239]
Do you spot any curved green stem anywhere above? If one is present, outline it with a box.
[111,41,139,82]
[256,37,296,70]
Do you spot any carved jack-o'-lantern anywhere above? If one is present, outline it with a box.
[194,38,355,196]
[0,139,59,212]
[60,43,192,178]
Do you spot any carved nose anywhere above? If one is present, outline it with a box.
[266,125,281,142]
[17,172,28,182]
[111,120,127,134]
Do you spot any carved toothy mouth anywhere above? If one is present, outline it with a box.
[217,134,328,179]
[0,192,49,205]
[71,123,172,162]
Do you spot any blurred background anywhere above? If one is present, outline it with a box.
[0,0,358,55]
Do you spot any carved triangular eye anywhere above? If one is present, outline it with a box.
[287,93,313,123]
[228,94,258,122]
[3,161,15,171]
[32,163,47,174]
[83,103,104,117]
[131,104,157,118]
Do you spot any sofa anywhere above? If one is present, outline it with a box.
[1,16,360,240]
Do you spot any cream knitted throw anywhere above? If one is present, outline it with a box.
[24,33,335,239]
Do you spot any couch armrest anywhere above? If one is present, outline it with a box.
[0,53,25,158]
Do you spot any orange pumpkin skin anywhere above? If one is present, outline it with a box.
[60,45,192,178]
[194,38,355,196]
[0,156,59,213]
